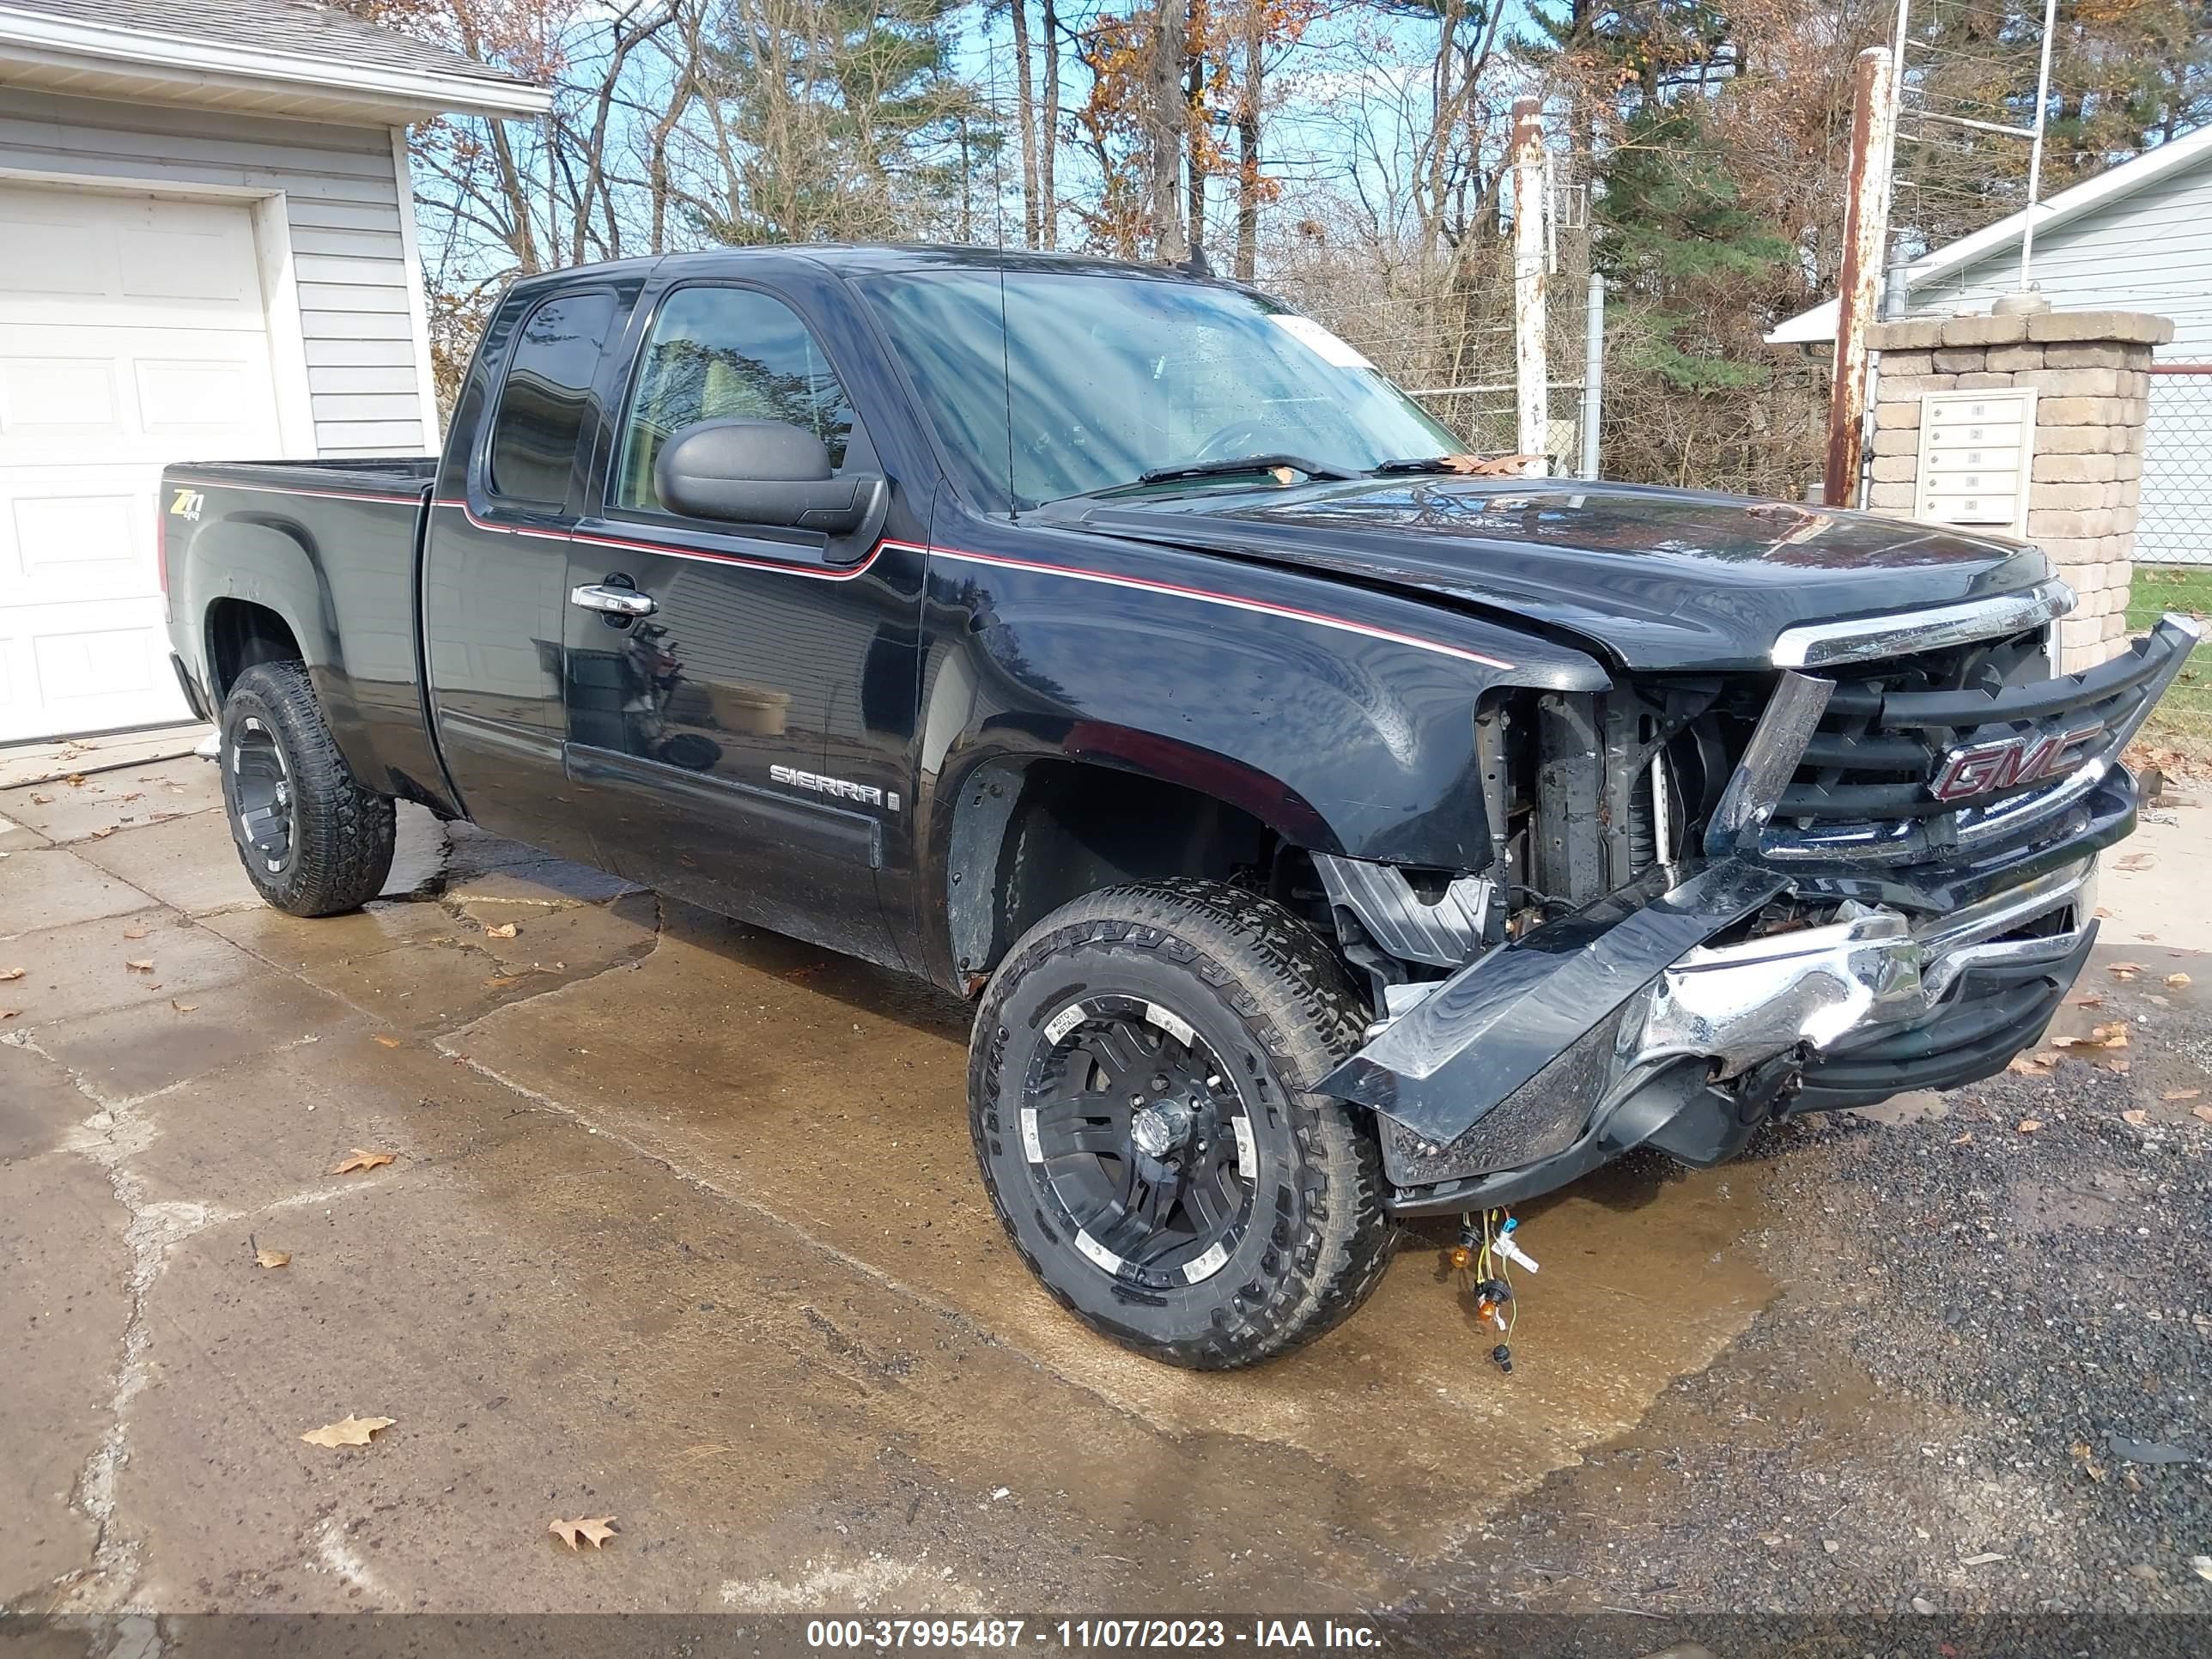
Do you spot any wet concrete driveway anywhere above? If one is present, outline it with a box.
[4,757,2208,1625]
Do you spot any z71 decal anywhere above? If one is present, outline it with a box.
[168,488,205,521]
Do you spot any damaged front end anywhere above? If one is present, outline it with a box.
[1315,605,2200,1217]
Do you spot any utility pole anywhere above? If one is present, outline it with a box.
[1511,97,1548,477]
[1824,47,1898,507]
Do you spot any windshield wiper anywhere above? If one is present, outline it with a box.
[1371,455,1459,474]
[1134,453,1362,486]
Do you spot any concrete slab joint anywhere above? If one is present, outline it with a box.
[1867,307,2170,671]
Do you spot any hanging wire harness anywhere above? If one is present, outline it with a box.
[1445,1209,1540,1372]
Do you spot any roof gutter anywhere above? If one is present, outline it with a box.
[0,5,551,119]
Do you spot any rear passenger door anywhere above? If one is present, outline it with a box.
[424,284,621,859]
[559,279,927,970]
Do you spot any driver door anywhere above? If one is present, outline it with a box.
[560,282,925,970]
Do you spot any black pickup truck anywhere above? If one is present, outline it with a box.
[163,246,2198,1368]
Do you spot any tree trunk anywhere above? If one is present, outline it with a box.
[1010,0,1041,246]
[1233,0,1261,281]
[1150,0,1189,262]
[1040,0,1060,246]
[1185,3,1206,259]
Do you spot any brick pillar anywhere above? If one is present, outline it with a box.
[1861,309,2172,672]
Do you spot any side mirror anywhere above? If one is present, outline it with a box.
[654,418,886,537]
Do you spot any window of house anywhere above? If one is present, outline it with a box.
[488,289,617,507]
[615,287,856,515]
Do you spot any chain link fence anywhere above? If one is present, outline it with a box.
[2133,367,2212,746]
[1267,165,1600,473]
[2141,367,2212,567]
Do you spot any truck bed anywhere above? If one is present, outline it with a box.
[165,456,440,498]
[162,454,447,813]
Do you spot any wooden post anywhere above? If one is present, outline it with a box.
[1825,47,1898,506]
[1511,97,1548,477]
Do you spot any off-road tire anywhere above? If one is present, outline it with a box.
[219,660,395,916]
[969,878,1391,1368]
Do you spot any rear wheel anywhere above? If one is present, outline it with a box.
[969,879,1391,1368]
[219,660,394,916]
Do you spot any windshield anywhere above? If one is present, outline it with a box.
[859,267,1460,512]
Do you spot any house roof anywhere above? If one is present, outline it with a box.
[0,0,550,121]
[1767,122,2212,346]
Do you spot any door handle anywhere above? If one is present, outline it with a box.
[570,582,657,617]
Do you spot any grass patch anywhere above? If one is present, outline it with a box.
[2126,564,2212,761]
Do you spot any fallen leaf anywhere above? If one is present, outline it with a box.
[2122,1109,2150,1127]
[28,792,53,805]
[1952,1130,1974,1144]
[2072,994,2105,1008]
[125,959,154,973]
[548,1516,619,1550]
[64,774,85,787]
[2008,1054,2052,1078]
[1441,452,1541,477]
[2167,973,2192,988]
[300,1414,393,1449]
[255,1246,290,1269]
[331,1149,395,1175]
[2113,852,2158,871]
[373,1034,401,1048]
[0,969,22,982]
[2103,1057,2131,1075]
[2164,1088,2202,1102]
[171,1000,197,1014]
[483,975,522,989]
[2108,961,2145,977]
[484,921,518,939]
[88,826,114,839]
[2017,1118,2042,1133]
[2196,1104,2212,1126]
[122,927,149,940]
[0,1009,17,1020]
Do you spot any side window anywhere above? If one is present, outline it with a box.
[488,289,618,507]
[615,287,856,515]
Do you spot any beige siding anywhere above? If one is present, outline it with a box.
[0,88,429,457]
[1905,162,2212,565]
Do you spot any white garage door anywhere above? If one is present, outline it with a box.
[0,183,286,742]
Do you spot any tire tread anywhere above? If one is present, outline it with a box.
[222,659,395,916]
[970,878,1391,1369]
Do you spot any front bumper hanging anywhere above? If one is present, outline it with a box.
[1326,611,2198,1217]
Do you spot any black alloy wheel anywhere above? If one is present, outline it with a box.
[970,878,1392,1368]
[1020,994,1258,1291]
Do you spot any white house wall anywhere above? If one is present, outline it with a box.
[1901,161,2212,356]
[0,87,432,457]
[1904,161,2212,566]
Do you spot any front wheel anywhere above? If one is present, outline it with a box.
[969,879,1391,1368]
[219,659,395,916]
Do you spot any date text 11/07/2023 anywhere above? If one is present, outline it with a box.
[804,1619,1386,1650]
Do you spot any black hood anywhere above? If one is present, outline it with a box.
[1052,478,2049,671]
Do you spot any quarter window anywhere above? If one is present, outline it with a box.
[616,287,856,515]
[489,289,617,507]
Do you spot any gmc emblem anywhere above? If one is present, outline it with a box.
[1929,724,2104,803]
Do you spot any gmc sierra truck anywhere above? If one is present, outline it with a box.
[162,246,2198,1368]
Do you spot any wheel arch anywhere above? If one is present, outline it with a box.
[940,748,1310,991]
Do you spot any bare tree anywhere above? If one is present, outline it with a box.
[1149,0,1190,260]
